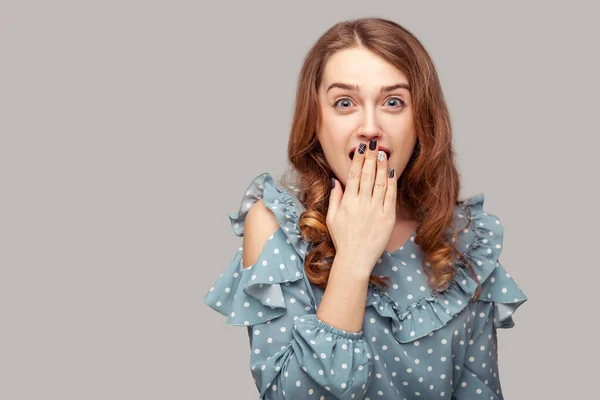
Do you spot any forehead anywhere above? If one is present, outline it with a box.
[321,47,409,90]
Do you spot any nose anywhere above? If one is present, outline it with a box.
[357,108,383,142]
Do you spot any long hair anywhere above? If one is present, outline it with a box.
[278,17,481,301]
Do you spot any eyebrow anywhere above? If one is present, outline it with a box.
[326,82,411,94]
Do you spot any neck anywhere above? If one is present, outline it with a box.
[395,193,418,223]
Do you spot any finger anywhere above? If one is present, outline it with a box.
[359,139,379,200]
[327,177,341,224]
[372,149,389,206]
[344,142,367,198]
[383,165,397,217]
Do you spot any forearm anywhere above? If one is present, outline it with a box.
[316,253,371,333]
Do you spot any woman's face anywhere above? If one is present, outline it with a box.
[317,46,417,190]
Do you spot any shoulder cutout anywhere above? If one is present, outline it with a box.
[228,171,311,261]
[242,198,280,269]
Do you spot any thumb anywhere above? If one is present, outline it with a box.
[328,177,342,218]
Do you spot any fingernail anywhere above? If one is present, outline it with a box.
[357,143,366,154]
[369,139,377,151]
[330,177,335,189]
[388,168,394,178]
[378,151,385,162]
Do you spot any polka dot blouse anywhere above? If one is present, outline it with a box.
[204,172,528,399]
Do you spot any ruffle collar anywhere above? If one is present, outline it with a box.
[364,193,527,343]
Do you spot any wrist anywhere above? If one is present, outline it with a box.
[331,253,373,283]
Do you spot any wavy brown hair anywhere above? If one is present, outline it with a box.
[277,17,481,302]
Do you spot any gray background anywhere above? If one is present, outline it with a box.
[1,1,598,398]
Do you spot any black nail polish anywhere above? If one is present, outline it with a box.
[369,139,377,151]
[357,143,366,154]
[388,168,394,178]
[330,177,335,189]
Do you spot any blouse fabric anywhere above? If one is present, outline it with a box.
[204,172,528,400]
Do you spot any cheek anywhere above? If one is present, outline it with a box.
[322,116,355,136]
[317,132,347,168]
[395,138,417,166]
[320,125,350,151]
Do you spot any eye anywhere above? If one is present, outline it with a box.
[385,97,405,108]
[333,97,406,110]
[333,98,354,109]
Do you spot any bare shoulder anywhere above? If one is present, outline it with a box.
[242,199,280,269]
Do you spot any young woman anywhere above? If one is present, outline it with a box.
[204,17,527,400]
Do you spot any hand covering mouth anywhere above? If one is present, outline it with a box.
[349,148,391,160]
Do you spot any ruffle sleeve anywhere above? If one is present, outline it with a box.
[454,193,528,329]
[204,172,374,399]
[203,171,310,326]
[365,193,528,343]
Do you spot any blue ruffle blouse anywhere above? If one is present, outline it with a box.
[204,172,528,400]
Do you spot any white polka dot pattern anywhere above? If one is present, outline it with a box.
[204,172,528,399]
